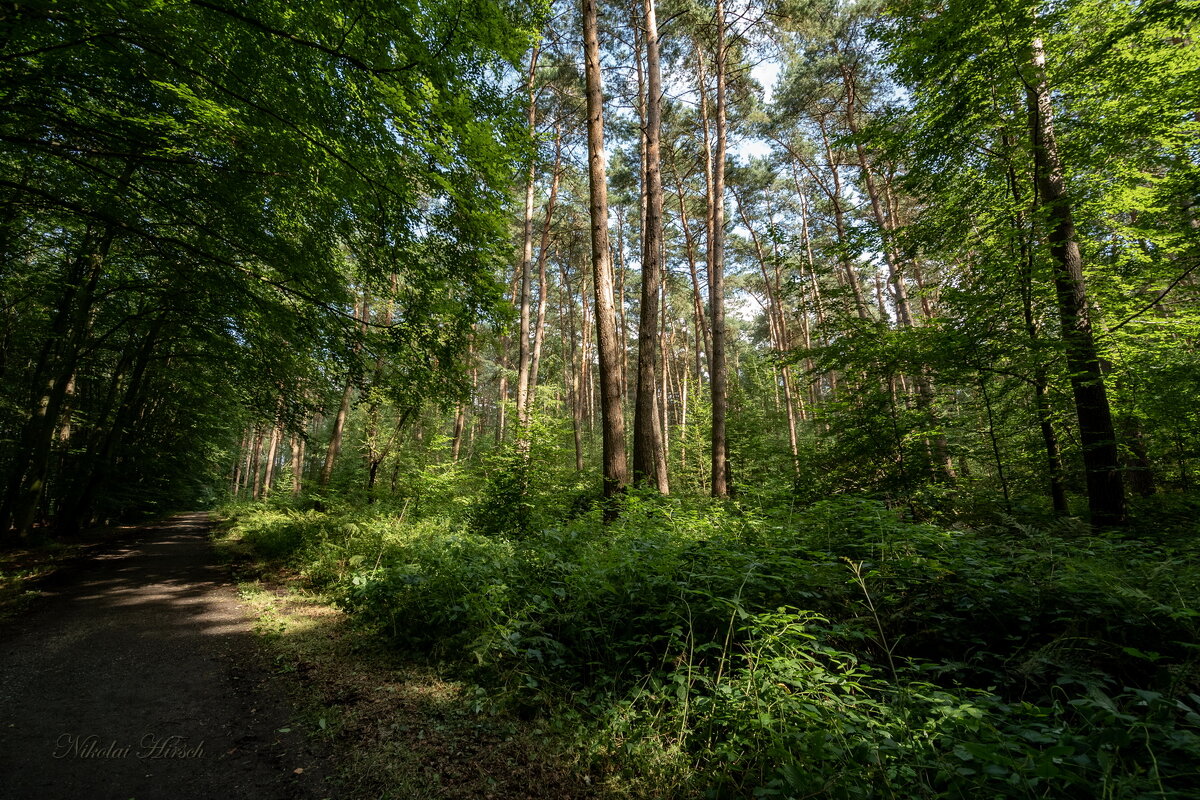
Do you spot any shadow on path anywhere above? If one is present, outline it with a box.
[0,513,330,800]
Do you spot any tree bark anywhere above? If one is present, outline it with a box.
[319,383,352,488]
[515,45,541,431]
[583,0,630,502]
[709,0,730,497]
[290,434,304,496]
[529,128,562,405]
[1026,35,1125,525]
[633,0,668,492]
[262,413,282,497]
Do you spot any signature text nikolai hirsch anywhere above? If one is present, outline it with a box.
[53,733,205,759]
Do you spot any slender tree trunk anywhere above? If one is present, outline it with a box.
[452,332,476,461]
[697,45,717,380]
[816,117,869,320]
[633,0,668,492]
[320,294,368,489]
[62,318,163,531]
[561,258,586,472]
[3,228,115,535]
[238,429,255,498]
[263,414,282,497]
[290,435,303,496]
[1004,132,1069,514]
[1027,36,1125,525]
[734,190,800,473]
[233,430,250,497]
[583,0,630,502]
[659,280,672,480]
[320,384,352,488]
[709,0,730,497]
[842,67,954,480]
[615,206,630,406]
[249,429,265,500]
[529,129,562,402]
[666,154,710,379]
[515,45,541,431]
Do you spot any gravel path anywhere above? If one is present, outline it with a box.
[0,513,330,800]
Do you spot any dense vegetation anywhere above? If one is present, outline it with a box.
[222,489,1200,797]
[4,0,1199,796]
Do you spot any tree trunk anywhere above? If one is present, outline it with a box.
[515,45,541,431]
[249,429,265,500]
[529,128,562,404]
[262,415,282,497]
[1004,132,1069,514]
[709,0,730,497]
[561,258,586,472]
[816,117,869,320]
[290,435,303,496]
[62,319,163,530]
[5,229,115,536]
[319,384,352,488]
[1027,35,1125,525]
[633,0,668,493]
[583,0,630,502]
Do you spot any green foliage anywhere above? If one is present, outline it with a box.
[0,0,542,534]
[224,494,1200,798]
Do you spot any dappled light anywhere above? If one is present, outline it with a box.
[2,0,1198,797]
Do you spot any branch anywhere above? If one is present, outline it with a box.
[1105,258,1200,335]
[188,1,415,74]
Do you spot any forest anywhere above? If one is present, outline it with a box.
[2,0,1199,796]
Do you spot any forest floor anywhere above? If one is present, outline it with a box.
[0,513,597,800]
[215,530,599,800]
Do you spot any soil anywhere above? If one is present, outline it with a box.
[0,513,332,800]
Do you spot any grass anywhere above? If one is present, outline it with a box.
[214,495,1200,799]
[217,522,599,800]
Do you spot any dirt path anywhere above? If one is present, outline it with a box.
[0,513,331,800]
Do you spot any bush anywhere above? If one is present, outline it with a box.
[220,495,1200,798]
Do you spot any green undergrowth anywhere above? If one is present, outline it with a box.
[219,494,1200,798]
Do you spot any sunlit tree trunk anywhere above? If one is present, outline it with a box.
[583,0,630,502]
[515,45,541,432]
[633,0,668,493]
[262,413,282,497]
[529,128,562,405]
[290,434,303,496]
[710,0,730,497]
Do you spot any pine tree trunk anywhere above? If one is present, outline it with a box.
[633,0,668,493]
[583,0,630,502]
[515,45,541,431]
[262,416,282,497]
[709,0,730,497]
[529,129,561,403]
[290,435,303,496]
[249,430,265,500]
